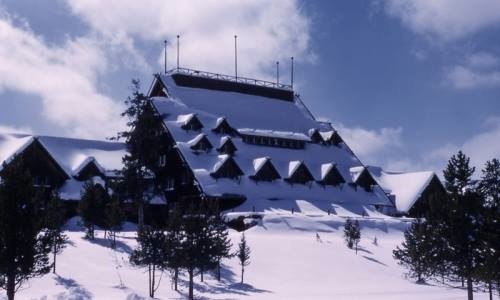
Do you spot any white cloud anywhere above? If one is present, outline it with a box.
[427,117,500,173]
[445,52,500,89]
[65,0,314,80]
[0,124,32,135]
[0,13,125,139]
[335,123,403,165]
[381,0,500,41]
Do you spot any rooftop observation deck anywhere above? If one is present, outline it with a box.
[166,67,295,102]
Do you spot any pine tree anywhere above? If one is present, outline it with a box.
[237,233,251,284]
[440,151,481,300]
[210,209,233,282]
[79,181,108,239]
[44,191,68,274]
[130,225,166,298]
[0,159,51,300]
[117,79,167,227]
[479,158,500,209]
[105,197,125,248]
[165,208,183,291]
[393,219,433,283]
[343,218,361,253]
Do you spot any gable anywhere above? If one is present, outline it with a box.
[286,162,314,184]
[210,156,244,179]
[250,158,281,181]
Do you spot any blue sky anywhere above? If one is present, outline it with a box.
[0,0,499,175]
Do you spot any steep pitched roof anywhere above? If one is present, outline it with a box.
[367,166,441,213]
[250,157,281,181]
[150,74,393,206]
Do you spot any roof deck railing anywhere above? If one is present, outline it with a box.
[166,67,293,91]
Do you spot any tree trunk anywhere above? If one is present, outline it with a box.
[174,268,178,291]
[217,262,221,281]
[466,277,473,300]
[148,264,152,298]
[151,264,156,298]
[7,272,15,300]
[189,269,194,300]
[201,270,204,282]
[488,281,492,300]
[241,266,244,284]
[53,240,56,274]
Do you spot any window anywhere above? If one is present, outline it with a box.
[158,154,167,167]
[165,178,174,190]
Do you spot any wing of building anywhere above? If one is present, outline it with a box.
[148,69,394,213]
[366,166,445,217]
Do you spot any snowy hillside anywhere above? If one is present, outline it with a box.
[1,211,490,300]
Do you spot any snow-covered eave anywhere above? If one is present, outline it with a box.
[238,128,311,142]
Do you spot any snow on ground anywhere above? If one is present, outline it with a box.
[1,214,489,300]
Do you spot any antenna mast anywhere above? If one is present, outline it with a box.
[176,35,180,70]
[234,35,238,80]
[164,40,167,74]
[276,61,280,85]
[291,56,294,88]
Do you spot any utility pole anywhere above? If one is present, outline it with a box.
[276,61,280,85]
[291,56,294,88]
[177,35,180,70]
[164,40,167,74]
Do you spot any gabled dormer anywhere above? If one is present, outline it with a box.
[317,163,345,187]
[212,117,237,136]
[72,156,106,181]
[210,155,244,180]
[308,128,323,144]
[350,166,377,192]
[217,136,237,156]
[321,130,343,146]
[189,133,213,153]
[149,76,168,97]
[179,113,204,131]
[285,161,314,185]
[249,157,281,182]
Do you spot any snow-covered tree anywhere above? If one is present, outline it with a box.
[237,233,251,284]
[0,159,51,300]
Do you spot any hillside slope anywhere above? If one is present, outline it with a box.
[1,214,490,300]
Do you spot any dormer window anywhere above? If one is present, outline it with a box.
[212,117,237,136]
[179,113,203,131]
[210,155,244,180]
[350,166,377,192]
[189,133,213,153]
[285,161,314,185]
[321,130,343,147]
[308,128,323,144]
[249,157,280,182]
[217,136,237,156]
[317,163,345,187]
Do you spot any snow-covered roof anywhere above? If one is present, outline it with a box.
[367,166,439,213]
[71,156,106,177]
[37,135,126,177]
[253,157,270,173]
[288,161,303,177]
[151,74,393,207]
[321,163,335,180]
[0,133,35,172]
[349,166,366,182]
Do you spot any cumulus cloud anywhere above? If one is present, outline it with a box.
[334,122,403,165]
[65,0,314,80]
[0,13,124,138]
[381,0,500,41]
[0,124,32,135]
[427,117,500,173]
[445,52,500,89]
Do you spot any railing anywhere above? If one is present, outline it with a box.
[166,67,293,90]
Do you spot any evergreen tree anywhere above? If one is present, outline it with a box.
[79,181,108,239]
[237,233,251,284]
[44,191,68,274]
[0,160,51,300]
[164,208,183,291]
[105,197,125,248]
[479,158,500,208]
[210,209,233,282]
[343,218,361,253]
[443,150,475,196]
[117,79,167,227]
[393,219,433,283]
[130,225,166,298]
